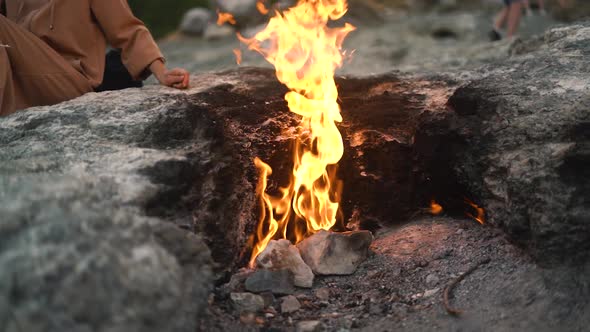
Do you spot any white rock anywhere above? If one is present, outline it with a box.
[256,239,314,288]
[296,230,373,275]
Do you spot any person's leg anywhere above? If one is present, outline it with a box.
[0,15,92,116]
[506,1,523,38]
[494,6,509,31]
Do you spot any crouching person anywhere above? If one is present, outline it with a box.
[0,0,189,116]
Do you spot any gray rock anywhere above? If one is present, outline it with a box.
[179,8,212,36]
[280,295,301,313]
[256,239,314,288]
[230,292,265,313]
[245,269,296,295]
[296,320,325,332]
[297,230,373,275]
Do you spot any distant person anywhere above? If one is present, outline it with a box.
[490,0,524,41]
[524,0,546,16]
[0,0,190,116]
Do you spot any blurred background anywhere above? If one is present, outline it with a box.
[129,0,590,75]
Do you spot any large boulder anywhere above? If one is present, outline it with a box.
[446,23,590,264]
[0,87,218,332]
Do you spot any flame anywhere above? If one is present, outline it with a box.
[217,11,236,26]
[256,1,270,15]
[464,198,485,225]
[241,0,355,266]
[233,49,242,65]
[430,200,443,215]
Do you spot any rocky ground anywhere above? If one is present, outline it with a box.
[1,3,589,332]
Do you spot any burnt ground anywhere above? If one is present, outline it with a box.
[199,216,589,332]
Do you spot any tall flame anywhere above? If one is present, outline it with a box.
[240,0,355,266]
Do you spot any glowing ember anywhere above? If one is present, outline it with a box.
[240,0,355,266]
[430,200,443,215]
[465,198,485,225]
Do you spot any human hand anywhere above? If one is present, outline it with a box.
[150,60,189,89]
[158,68,190,89]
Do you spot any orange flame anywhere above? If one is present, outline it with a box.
[465,198,485,225]
[233,49,242,65]
[217,11,236,26]
[241,0,355,266]
[430,200,443,215]
[256,1,270,15]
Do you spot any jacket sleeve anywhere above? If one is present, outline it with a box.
[91,0,164,80]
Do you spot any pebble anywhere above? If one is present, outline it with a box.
[281,295,302,313]
[296,320,324,332]
[315,287,331,301]
[230,292,265,313]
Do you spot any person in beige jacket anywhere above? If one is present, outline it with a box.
[0,0,189,116]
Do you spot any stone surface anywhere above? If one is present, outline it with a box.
[280,295,301,313]
[297,230,374,275]
[179,8,212,36]
[230,292,265,313]
[245,269,295,295]
[256,239,314,288]
[0,178,213,332]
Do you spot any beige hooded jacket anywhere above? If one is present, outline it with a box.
[2,0,164,87]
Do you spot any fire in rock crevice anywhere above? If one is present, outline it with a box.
[234,0,356,266]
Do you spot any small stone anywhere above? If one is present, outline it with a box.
[256,239,315,288]
[315,287,331,301]
[296,230,373,275]
[425,273,440,286]
[296,320,324,332]
[245,269,295,295]
[281,295,301,313]
[230,292,265,313]
[423,288,440,298]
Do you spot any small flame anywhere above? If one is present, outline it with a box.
[241,0,355,266]
[217,11,236,26]
[233,49,242,65]
[465,198,485,225]
[256,1,270,15]
[430,200,443,215]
